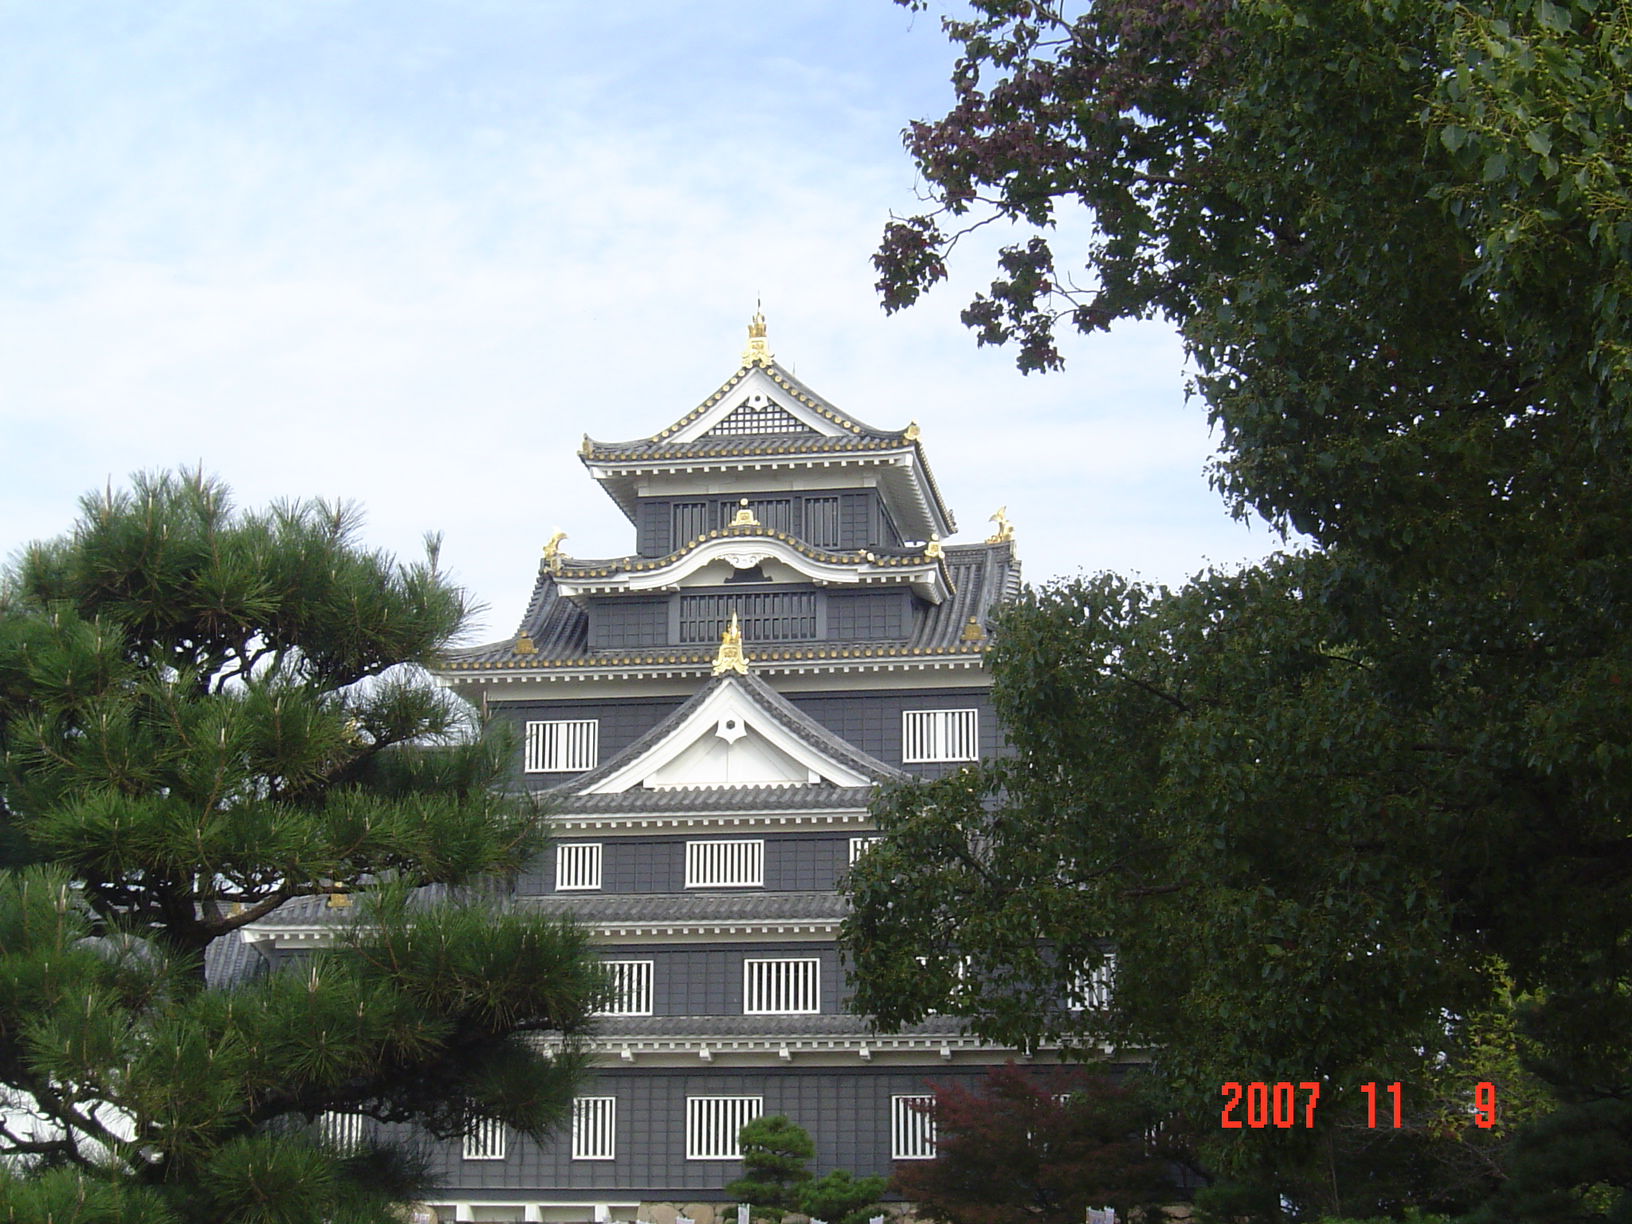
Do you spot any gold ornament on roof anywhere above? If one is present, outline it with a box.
[514,634,538,655]
[742,307,774,368]
[542,530,569,574]
[986,506,1015,544]
[961,617,986,642]
[730,498,760,528]
[924,532,944,560]
[903,421,921,442]
[712,612,750,676]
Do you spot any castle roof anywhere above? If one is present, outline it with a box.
[579,330,956,541]
[439,539,1019,679]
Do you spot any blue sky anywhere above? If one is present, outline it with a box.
[0,1,1276,641]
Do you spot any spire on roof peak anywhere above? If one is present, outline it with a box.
[742,305,774,368]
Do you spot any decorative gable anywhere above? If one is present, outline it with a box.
[665,371,847,443]
[565,672,904,796]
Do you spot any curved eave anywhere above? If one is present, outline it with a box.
[581,444,956,542]
[552,529,952,604]
[433,645,989,689]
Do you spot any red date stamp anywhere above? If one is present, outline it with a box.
[1220,1080,1498,1129]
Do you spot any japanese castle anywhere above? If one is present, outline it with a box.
[254,316,1026,1221]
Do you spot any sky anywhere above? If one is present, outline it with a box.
[0,1,1280,644]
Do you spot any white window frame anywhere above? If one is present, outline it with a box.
[685,839,764,888]
[524,719,598,773]
[892,1094,936,1160]
[555,842,603,891]
[463,1117,506,1161]
[318,1110,365,1154]
[596,960,653,1017]
[902,709,979,764]
[743,957,821,1015]
[685,1095,762,1160]
[572,1096,616,1161]
[849,835,882,864]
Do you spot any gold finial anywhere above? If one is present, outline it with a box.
[515,634,538,655]
[730,498,760,528]
[742,307,774,368]
[579,434,592,456]
[712,612,749,676]
[924,532,944,560]
[326,890,352,909]
[986,507,1015,544]
[960,617,986,642]
[542,530,569,574]
[903,421,921,442]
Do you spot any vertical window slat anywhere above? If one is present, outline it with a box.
[555,842,603,891]
[686,839,764,888]
[891,1095,936,1160]
[524,720,599,772]
[901,709,980,764]
[596,960,652,1016]
[572,1097,616,1160]
[686,1096,763,1159]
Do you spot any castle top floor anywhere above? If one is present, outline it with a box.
[578,314,956,557]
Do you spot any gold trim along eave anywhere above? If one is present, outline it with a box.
[430,648,990,687]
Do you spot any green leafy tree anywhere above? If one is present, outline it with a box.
[888,1063,1174,1224]
[726,1114,816,1220]
[860,1,1632,1217]
[0,471,603,1223]
[797,1169,889,1224]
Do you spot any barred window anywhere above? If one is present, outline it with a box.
[673,501,711,546]
[572,1097,616,1160]
[745,498,793,534]
[743,958,820,1014]
[676,592,817,644]
[685,839,763,888]
[849,835,882,864]
[596,960,653,1016]
[524,719,598,772]
[892,1095,936,1160]
[318,1111,365,1154]
[463,1117,506,1161]
[686,1096,762,1159]
[902,709,979,763]
[556,842,602,891]
[1069,955,1117,1010]
[804,496,841,549]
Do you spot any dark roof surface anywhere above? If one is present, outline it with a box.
[441,539,1018,672]
[586,361,905,457]
[588,1014,972,1040]
[517,890,847,924]
[583,431,912,462]
[552,784,878,814]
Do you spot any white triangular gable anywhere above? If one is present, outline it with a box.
[668,367,849,443]
[579,679,874,794]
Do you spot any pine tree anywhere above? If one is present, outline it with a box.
[725,1115,816,1221]
[0,470,603,1223]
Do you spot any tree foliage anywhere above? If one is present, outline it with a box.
[726,1114,817,1219]
[798,1168,890,1224]
[0,471,602,1223]
[858,1,1632,1216]
[888,1063,1174,1224]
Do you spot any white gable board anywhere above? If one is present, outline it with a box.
[578,679,872,794]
